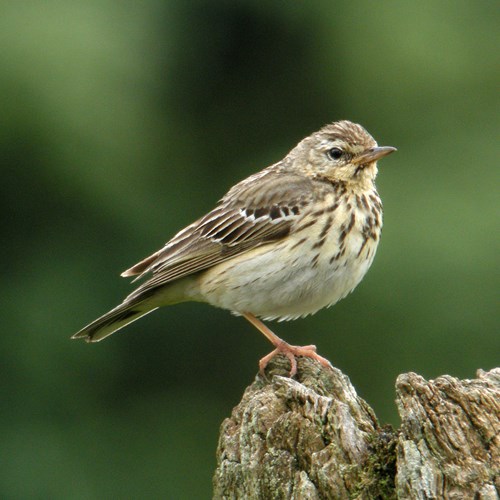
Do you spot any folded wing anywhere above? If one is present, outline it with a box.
[122,169,313,302]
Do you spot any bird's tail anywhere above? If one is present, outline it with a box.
[72,301,158,343]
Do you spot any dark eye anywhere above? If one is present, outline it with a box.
[328,147,343,160]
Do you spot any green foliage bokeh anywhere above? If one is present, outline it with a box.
[1,1,498,497]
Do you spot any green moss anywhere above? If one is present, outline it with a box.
[352,425,398,499]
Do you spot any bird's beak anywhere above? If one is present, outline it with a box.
[353,146,397,165]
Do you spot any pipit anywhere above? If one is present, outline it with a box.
[73,120,396,376]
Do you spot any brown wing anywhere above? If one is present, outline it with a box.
[121,168,314,301]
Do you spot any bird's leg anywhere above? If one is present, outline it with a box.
[242,312,332,377]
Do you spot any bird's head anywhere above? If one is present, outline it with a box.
[289,120,396,189]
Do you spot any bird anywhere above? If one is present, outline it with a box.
[73,120,396,376]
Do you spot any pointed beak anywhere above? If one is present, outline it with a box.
[353,146,397,165]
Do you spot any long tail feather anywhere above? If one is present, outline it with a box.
[72,302,158,343]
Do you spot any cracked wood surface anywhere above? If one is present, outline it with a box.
[213,358,499,499]
[396,369,499,499]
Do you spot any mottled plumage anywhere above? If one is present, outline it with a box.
[73,120,396,376]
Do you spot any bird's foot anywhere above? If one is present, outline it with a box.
[259,341,333,377]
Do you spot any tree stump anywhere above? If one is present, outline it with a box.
[213,357,499,499]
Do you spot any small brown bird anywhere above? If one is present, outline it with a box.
[73,120,396,376]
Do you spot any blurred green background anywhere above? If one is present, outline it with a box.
[1,1,498,497]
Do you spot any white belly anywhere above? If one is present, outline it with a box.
[195,221,380,321]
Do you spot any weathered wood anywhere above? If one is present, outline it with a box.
[213,358,499,499]
[395,369,499,499]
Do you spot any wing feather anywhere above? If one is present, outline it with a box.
[121,170,315,300]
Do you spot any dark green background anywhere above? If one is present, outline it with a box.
[2,1,498,497]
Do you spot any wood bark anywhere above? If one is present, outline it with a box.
[213,357,499,499]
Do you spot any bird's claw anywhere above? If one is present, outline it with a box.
[259,342,332,377]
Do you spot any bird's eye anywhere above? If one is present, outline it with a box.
[328,147,343,160]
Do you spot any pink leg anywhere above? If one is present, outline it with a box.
[242,312,332,377]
